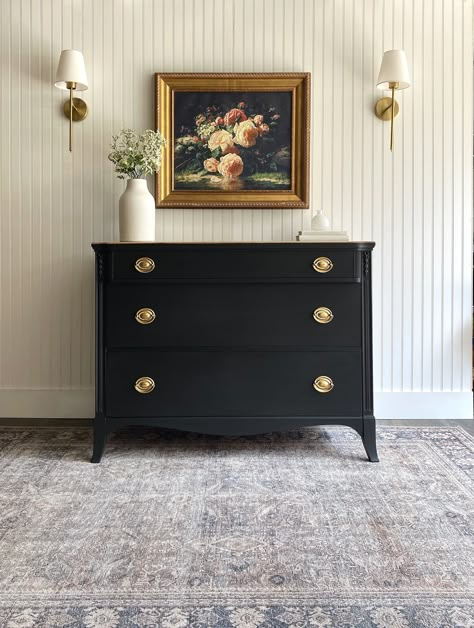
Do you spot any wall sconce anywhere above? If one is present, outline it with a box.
[54,50,88,152]
[374,50,410,152]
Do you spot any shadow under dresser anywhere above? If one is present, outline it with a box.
[91,242,378,463]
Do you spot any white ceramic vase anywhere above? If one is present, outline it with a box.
[119,178,155,242]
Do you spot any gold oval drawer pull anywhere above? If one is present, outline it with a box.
[313,376,334,393]
[134,377,155,394]
[313,307,334,324]
[135,308,156,325]
[135,257,155,273]
[312,257,333,273]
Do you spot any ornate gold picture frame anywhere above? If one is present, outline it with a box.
[155,73,310,208]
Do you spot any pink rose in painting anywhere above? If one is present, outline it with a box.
[208,129,234,154]
[224,108,247,125]
[204,157,219,172]
[215,116,225,125]
[253,114,264,125]
[217,153,244,178]
[238,101,246,108]
[257,123,270,136]
[233,119,259,148]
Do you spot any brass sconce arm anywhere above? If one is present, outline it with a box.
[66,81,76,152]
[374,81,399,152]
[63,81,88,152]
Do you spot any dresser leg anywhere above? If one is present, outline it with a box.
[91,416,107,463]
[362,417,379,462]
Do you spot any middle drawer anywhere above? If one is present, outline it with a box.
[105,283,361,348]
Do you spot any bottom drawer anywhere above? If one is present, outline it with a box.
[105,350,362,418]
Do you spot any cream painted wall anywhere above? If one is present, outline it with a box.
[0,0,472,419]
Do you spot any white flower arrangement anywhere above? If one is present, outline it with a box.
[108,128,166,179]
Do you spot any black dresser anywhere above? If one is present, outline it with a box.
[91,242,377,463]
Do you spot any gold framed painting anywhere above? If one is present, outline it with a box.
[155,73,310,208]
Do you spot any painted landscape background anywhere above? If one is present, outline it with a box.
[173,91,292,191]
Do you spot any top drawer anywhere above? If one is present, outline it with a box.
[109,247,361,282]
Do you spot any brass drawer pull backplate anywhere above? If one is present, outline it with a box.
[313,307,334,324]
[134,377,155,394]
[135,308,156,325]
[135,257,156,273]
[312,257,333,273]
[313,376,334,393]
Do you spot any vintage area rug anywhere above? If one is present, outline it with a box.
[0,426,473,627]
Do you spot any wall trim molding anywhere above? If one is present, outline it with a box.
[0,390,95,419]
[0,390,471,420]
[374,392,473,420]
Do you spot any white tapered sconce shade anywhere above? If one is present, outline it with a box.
[55,49,88,90]
[376,49,410,90]
[374,49,411,152]
[54,50,89,152]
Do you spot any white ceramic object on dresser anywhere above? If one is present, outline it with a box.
[311,210,331,231]
[119,179,155,242]
[296,210,349,242]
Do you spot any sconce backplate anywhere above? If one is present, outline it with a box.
[374,96,399,121]
[63,97,88,122]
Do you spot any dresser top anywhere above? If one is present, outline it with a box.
[92,241,375,250]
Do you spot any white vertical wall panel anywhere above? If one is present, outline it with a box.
[0,0,471,418]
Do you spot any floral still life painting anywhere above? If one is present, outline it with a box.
[155,74,310,208]
[173,92,291,192]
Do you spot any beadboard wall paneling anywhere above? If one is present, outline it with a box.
[0,0,472,419]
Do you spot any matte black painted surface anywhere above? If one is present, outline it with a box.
[111,246,360,282]
[105,283,362,348]
[105,349,362,418]
[92,242,377,462]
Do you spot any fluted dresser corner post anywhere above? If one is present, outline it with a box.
[91,245,107,463]
[361,249,378,462]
